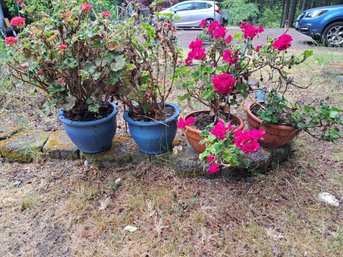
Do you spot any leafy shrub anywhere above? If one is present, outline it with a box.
[221,0,259,26]
[258,6,283,28]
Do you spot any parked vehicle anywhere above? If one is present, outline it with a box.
[295,5,343,47]
[160,0,221,28]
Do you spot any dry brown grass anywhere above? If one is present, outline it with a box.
[0,48,342,257]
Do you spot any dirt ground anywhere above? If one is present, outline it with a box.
[0,47,342,256]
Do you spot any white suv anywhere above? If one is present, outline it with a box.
[160,1,222,28]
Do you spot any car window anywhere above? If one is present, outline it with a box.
[206,3,212,8]
[174,3,195,12]
[194,2,209,10]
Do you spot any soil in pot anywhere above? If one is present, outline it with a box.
[192,112,240,130]
[128,106,175,122]
[64,102,113,122]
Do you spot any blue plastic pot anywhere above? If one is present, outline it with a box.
[123,102,180,154]
[58,103,118,154]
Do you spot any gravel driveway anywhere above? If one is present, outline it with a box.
[176,28,343,51]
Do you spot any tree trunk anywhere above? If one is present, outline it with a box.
[281,0,291,28]
[288,0,298,27]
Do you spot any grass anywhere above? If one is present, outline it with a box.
[0,40,342,256]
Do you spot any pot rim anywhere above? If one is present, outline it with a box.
[123,102,180,127]
[185,110,243,133]
[58,102,118,127]
[247,102,299,131]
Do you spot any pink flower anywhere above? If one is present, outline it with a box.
[211,120,228,140]
[20,3,25,8]
[255,45,263,52]
[273,34,293,51]
[199,19,207,28]
[189,38,203,49]
[177,116,196,129]
[212,74,236,95]
[208,21,220,34]
[239,21,249,29]
[101,11,111,17]
[208,163,220,174]
[4,36,18,46]
[58,77,65,86]
[223,49,238,65]
[243,25,260,39]
[59,44,67,50]
[80,3,91,12]
[185,58,192,66]
[234,129,265,153]
[188,47,206,60]
[258,25,264,33]
[10,16,26,28]
[207,155,216,163]
[212,26,226,39]
[225,34,233,43]
[17,0,22,3]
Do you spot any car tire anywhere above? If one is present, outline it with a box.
[205,18,214,24]
[322,21,343,47]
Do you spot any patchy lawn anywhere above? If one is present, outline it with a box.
[0,48,342,256]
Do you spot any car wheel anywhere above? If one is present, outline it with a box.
[322,22,343,47]
[205,18,214,25]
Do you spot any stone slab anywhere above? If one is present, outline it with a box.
[0,123,20,140]
[43,130,79,160]
[81,135,138,168]
[0,130,50,162]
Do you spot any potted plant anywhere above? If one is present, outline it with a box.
[244,34,342,147]
[3,1,127,153]
[116,5,181,154]
[177,21,265,153]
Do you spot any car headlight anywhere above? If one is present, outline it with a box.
[306,10,328,18]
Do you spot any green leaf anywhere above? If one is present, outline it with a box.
[202,89,215,101]
[111,55,126,71]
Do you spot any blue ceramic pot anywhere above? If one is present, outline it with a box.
[123,102,180,154]
[58,103,118,154]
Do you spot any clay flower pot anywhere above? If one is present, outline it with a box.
[246,103,301,148]
[184,110,244,154]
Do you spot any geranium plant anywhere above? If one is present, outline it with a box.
[116,3,181,121]
[177,21,312,128]
[199,120,265,174]
[3,0,126,121]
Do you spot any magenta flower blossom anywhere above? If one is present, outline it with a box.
[199,19,207,28]
[239,21,249,29]
[223,50,238,65]
[255,45,263,52]
[177,116,196,129]
[212,74,236,95]
[213,26,226,39]
[273,34,293,51]
[207,155,216,163]
[189,38,203,49]
[208,21,220,34]
[225,35,233,43]
[233,129,265,153]
[208,163,220,174]
[211,120,229,140]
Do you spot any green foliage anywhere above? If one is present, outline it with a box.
[115,4,181,120]
[258,6,283,28]
[257,90,342,143]
[221,0,259,25]
[4,0,127,117]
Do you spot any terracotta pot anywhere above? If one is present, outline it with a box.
[184,110,244,154]
[246,103,301,148]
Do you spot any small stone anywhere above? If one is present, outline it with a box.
[0,130,50,162]
[84,160,89,168]
[114,178,122,186]
[123,225,137,232]
[13,180,23,187]
[319,192,340,207]
[43,130,79,159]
